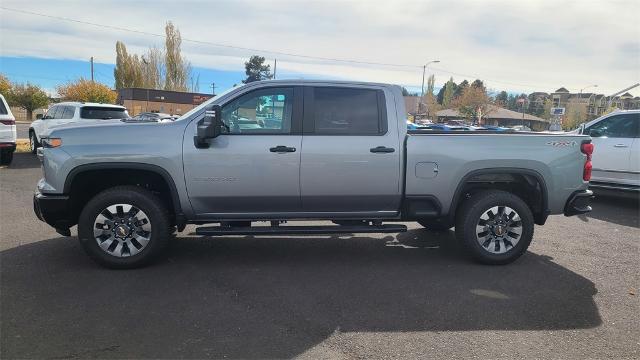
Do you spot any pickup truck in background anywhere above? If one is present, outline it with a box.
[33,80,593,268]
[576,109,639,192]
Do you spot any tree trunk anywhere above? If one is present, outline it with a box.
[27,109,33,121]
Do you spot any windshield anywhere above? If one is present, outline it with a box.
[178,86,239,120]
[80,106,129,120]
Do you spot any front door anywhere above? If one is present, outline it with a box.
[587,112,639,185]
[183,87,303,217]
[299,86,401,215]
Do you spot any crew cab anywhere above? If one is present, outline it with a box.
[33,80,593,268]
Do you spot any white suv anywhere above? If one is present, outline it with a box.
[0,94,17,165]
[578,109,640,192]
[29,102,129,153]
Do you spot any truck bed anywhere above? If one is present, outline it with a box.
[404,132,590,216]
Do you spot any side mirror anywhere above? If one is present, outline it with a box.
[588,129,603,137]
[194,105,223,148]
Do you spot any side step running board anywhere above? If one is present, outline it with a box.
[194,224,407,236]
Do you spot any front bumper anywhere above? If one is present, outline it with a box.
[564,189,593,216]
[33,190,73,236]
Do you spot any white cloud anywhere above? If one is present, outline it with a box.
[1,0,639,94]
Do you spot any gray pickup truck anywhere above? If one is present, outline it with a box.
[33,80,593,268]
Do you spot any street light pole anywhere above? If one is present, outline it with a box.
[578,84,597,120]
[421,60,440,97]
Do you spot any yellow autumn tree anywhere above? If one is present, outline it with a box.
[0,73,11,97]
[57,79,117,104]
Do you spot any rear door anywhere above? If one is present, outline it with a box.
[183,86,303,216]
[299,86,401,215]
[587,112,639,185]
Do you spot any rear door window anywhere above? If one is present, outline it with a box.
[309,87,385,135]
[80,107,128,120]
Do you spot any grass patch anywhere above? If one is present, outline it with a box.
[15,139,30,153]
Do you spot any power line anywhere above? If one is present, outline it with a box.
[0,6,568,91]
[0,6,419,69]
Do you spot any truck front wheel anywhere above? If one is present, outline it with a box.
[77,186,171,269]
[455,190,534,265]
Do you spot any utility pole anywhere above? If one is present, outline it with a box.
[210,82,216,96]
[90,56,94,82]
[273,59,277,80]
[420,60,440,119]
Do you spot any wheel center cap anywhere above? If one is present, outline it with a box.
[115,225,130,238]
[494,225,505,236]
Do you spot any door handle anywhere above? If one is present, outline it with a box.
[614,144,628,148]
[270,145,296,153]
[370,146,395,153]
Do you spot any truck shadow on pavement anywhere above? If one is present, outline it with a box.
[1,229,601,359]
[580,191,640,228]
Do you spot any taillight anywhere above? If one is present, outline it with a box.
[581,142,594,181]
[0,119,15,126]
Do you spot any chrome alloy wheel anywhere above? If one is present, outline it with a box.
[29,133,35,152]
[93,204,151,257]
[475,206,522,254]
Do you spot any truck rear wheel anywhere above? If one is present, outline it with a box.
[455,190,534,265]
[77,186,171,269]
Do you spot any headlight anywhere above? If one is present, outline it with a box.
[41,137,63,148]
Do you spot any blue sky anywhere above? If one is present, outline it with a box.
[2,56,263,95]
[1,0,638,96]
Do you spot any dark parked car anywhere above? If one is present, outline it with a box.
[422,124,470,131]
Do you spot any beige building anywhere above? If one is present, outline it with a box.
[117,88,213,116]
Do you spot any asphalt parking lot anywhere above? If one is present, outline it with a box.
[1,153,638,359]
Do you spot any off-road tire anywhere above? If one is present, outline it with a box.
[455,190,534,265]
[77,186,171,269]
[0,149,13,165]
[29,131,40,154]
